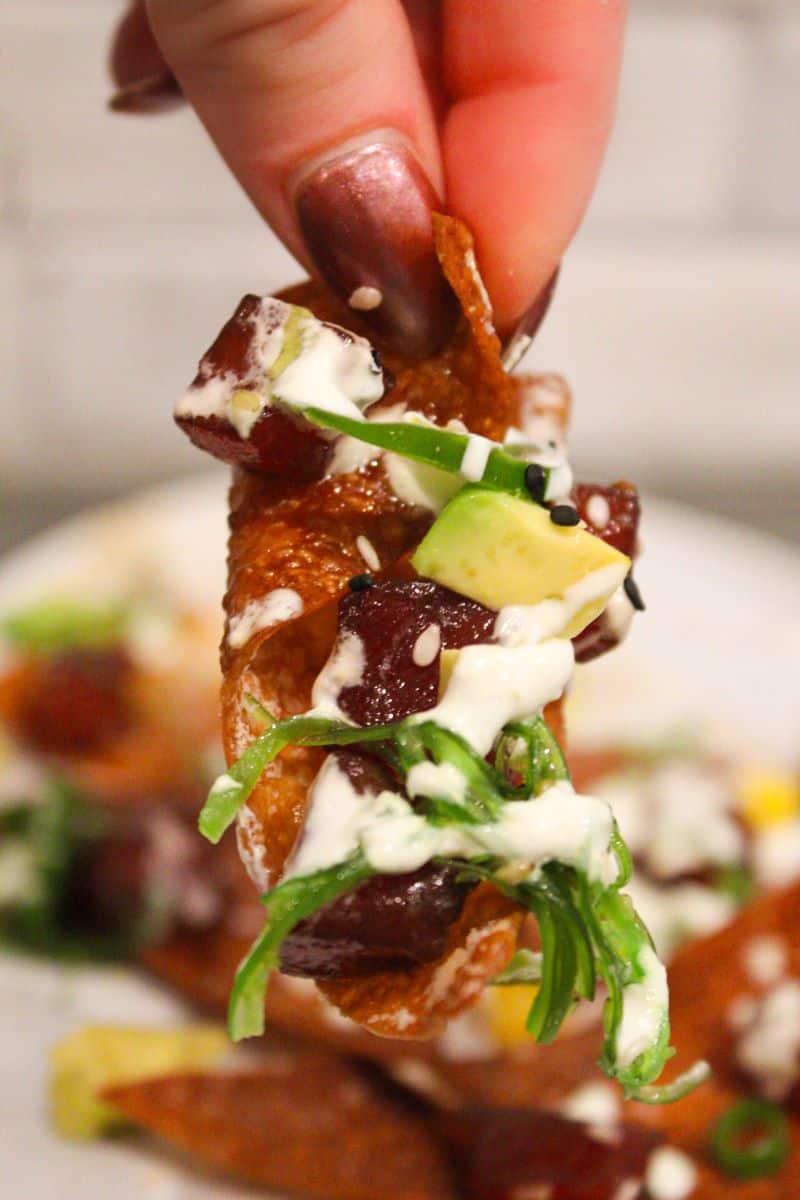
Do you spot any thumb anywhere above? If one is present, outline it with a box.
[138,0,454,354]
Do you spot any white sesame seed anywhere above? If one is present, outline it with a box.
[348,286,383,311]
[355,535,381,572]
[586,493,611,531]
[645,1146,698,1200]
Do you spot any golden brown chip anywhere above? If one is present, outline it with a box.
[320,885,522,1040]
[104,1049,457,1200]
[216,217,548,1036]
[659,882,800,1083]
[618,884,800,1197]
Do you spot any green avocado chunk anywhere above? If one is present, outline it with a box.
[411,486,630,637]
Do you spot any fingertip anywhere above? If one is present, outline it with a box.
[443,84,608,332]
[109,1,168,87]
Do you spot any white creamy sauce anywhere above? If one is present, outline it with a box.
[644,762,744,879]
[355,535,381,573]
[348,286,383,311]
[644,1146,698,1200]
[495,564,628,648]
[310,631,365,718]
[743,935,788,987]
[209,772,238,797]
[603,585,636,645]
[752,817,800,887]
[542,460,575,504]
[413,639,574,757]
[227,589,304,650]
[406,760,467,805]
[290,759,620,887]
[615,944,668,1068]
[177,375,262,438]
[736,978,800,1099]
[273,321,384,420]
[288,757,369,878]
[586,493,611,531]
[459,434,495,482]
[626,876,735,961]
[473,782,619,886]
[175,298,384,435]
[435,1009,498,1062]
[412,623,441,667]
[236,803,271,891]
[727,994,758,1032]
[502,427,574,503]
[384,453,461,512]
[326,400,408,476]
[560,1080,621,1130]
[327,433,380,476]
[174,298,288,434]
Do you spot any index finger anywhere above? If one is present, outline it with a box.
[442,0,627,334]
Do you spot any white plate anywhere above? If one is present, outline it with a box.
[0,472,799,1197]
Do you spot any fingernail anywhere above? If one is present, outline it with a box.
[293,134,458,357]
[501,268,560,372]
[108,70,184,115]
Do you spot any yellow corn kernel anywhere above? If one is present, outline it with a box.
[50,1024,228,1140]
[738,769,800,830]
[484,985,539,1049]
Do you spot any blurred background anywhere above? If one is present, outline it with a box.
[0,0,797,553]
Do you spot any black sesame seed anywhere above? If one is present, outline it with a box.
[524,462,547,502]
[348,573,374,592]
[624,574,646,612]
[549,504,580,527]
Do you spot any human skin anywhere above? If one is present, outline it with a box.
[110,1,627,355]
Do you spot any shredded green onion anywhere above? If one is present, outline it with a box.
[299,407,547,500]
[1,599,128,652]
[199,716,396,843]
[228,853,372,1040]
[207,698,698,1099]
[631,1059,711,1105]
[491,948,543,986]
[709,1098,790,1179]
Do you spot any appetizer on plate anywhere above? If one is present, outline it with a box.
[175,216,693,1101]
[2,571,799,1196]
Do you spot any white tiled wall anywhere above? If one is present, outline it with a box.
[0,1,798,543]
[590,10,754,230]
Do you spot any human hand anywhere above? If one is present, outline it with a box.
[110,1,626,356]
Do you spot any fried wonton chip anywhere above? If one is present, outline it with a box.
[619,883,800,1197]
[104,1048,457,1200]
[657,881,800,1083]
[439,1106,660,1200]
[0,650,216,810]
[219,218,569,1036]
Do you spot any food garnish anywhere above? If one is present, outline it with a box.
[709,1098,791,1179]
[171,217,704,1103]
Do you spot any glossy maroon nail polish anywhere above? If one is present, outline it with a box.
[108,70,184,115]
[501,267,560,372]
[294,139,457,358]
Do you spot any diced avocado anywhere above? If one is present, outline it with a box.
[50,1024,228,1139]
[412,487,630,638]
